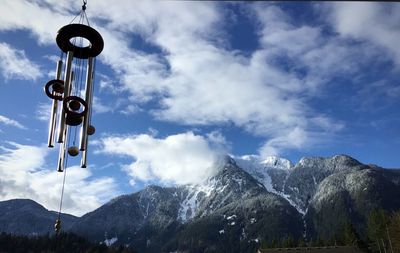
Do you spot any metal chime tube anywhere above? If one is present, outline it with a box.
[79,57,94,151]
[80,149,87,168]
[47,60,63,147]
[57,51,74,143]
[57,125,68,172]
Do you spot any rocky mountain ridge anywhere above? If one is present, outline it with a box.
[0,199,77,235]
[1,154,400,253]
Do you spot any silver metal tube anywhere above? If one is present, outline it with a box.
[80,149,87,168]
[79,57,94,151]
[57,126,68,172]
[56,59,63,79]
[47,60,63,148]
[57,51,73,143]
[47,99,58,148]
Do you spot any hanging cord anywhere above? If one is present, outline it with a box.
[57,156,68,219]
[55,126,72,235]
[82,0,91,27]
[69,0,90,26]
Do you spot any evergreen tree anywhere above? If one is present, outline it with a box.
[312,236,325,247]
[388,211,400,253]
[298,238,307,247]
[343,222,359,247]
[0,232,137,253]
[268,238,279,248]
[367,208,389,253]
[281,235,295,248]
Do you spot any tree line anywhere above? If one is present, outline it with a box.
[260,209,400,253]
[0,209,398,253]
[0,232,137,253]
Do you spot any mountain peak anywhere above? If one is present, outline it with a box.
[0,198,48,213]
[297,154,361,170]
[234,155,293,171]
[260,156,294,170]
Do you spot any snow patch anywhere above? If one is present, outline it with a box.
[104,237,118,246]
[226,214,237,220]
[249,238,260,243]
[234,155,305,215]
[178,178,216,222]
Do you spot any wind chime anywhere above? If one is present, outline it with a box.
[43,0,103,234]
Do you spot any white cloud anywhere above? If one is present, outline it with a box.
[35,103,51,122]
[0,115,26,129]
[120,104,141,115]
[206,131,231,153]
[0,1,318,155]
[0,142,118,216]
[259,127,308,157]
[0,42,42,81]
[0,1,69,45]
[98,74,122,94]
[92,96,113,114]
[323,2,400,66]
[98,132,226,185]
[1,1,388,157]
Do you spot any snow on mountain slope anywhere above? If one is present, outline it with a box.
[177,179,216,222]
[234,156,292,191]
[232,155,306,213]
[178,156,269,222]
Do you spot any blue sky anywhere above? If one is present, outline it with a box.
[0,1,399,216]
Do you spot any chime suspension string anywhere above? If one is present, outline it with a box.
[57,126,71,220]
[69,0,89,25]
[82,0,90,27]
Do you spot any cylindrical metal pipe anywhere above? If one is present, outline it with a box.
[56,59,63,79]
[80,149,87,168]
[57,143,65,172]
[79,57,94,151]
[47,60,63,147]
[57,51,73,143]
[57,126,68,172]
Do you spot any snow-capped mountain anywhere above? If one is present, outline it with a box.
[69,156,303,252]
[1,154,400,253]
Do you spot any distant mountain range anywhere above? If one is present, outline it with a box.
[1,155,400,253]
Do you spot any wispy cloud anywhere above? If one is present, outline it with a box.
[35,103,51,122]
[0,1,69,45]
[322,2,400,67]
[0,142,118,216]
[0,115,26,129]
[98,132,227,185]
[0,42,42,81]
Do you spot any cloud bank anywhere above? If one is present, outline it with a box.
[98,132,225,185]
[323,2,400,66]
[0,142,118,216]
